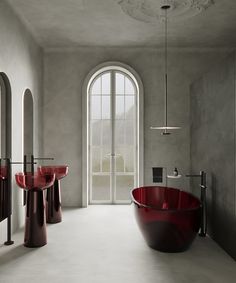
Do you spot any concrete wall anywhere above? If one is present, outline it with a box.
[43,47,230,207]
[0,0,43,243]
[190,52,236,260]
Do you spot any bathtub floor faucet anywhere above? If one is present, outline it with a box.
[186,171,207,237]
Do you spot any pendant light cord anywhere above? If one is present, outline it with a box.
[164,8,168,130]
[150,5,180,133]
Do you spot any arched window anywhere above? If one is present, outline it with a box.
[82,63,143,205]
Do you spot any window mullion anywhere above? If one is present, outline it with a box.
[111,71,116,203]
[100,78,103,173]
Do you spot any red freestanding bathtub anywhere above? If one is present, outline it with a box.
[131,186,201,252]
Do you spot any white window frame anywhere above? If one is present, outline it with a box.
[82,62,144,207]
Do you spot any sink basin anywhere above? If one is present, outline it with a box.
[37,165,68,224]
[15,172,55,248]
[0,166,7,180]
[38,165,68,180]
[15,172,55,191]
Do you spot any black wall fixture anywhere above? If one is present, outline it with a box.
[152,167,163,183]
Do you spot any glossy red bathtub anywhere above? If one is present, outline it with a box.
[131,186,201,252]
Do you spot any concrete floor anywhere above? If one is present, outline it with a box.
[0,205,235,283]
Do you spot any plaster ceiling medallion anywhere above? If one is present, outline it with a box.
[116,0,215,22]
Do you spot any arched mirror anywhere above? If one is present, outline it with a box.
[0,73,13,241]
[22,90,34,207]
[23,89,34,165]
[0,73,11,159]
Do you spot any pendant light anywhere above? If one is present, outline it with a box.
[150,4,181,135]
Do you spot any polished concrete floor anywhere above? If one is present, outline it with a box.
[0,205,235,283]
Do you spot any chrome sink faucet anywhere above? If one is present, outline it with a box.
[186,171,207,237]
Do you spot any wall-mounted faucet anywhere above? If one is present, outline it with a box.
[30,155,54,174]
[186,171,207,237]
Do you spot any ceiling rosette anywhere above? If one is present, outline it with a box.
[115,0,215,22]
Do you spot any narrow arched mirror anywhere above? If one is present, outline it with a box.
[0,74,11,158]
[0,73,12,233]
[23,89,34,169]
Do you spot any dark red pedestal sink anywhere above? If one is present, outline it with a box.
[38,166,68,224]
[15,172,55,247]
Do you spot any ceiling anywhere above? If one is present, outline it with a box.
[5,0,236,48]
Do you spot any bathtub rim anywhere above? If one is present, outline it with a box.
[130,186,201,212]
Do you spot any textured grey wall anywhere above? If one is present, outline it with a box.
[190,52,236,260]
[43,47,230,207]
[0,0,43,242]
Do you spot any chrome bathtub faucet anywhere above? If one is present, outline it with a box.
[186,171,207,237]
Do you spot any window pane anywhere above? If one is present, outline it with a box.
[115,120,125,146]
[102,147,111,173]
[124,148,134,172]
[125,120,134,145]
[125,77,135,95]
[125,96,135,119]
[91,96,101,120]
[102,73,110,95]
[116,73,124,95]
[91,77,101,95]
[91,147,100,172]
[116,96,125,119]
[91,120,101,146]
[115,148,124,172]
[102,120,111,146]
[92,175,110,201]
[102,96,110,119]
[116,175,134,201]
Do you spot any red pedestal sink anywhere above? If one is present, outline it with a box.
[38,166,68,224]
[15,172,55,247]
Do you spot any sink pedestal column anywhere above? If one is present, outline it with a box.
[24,190,47,247]
[46,179,62,223]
